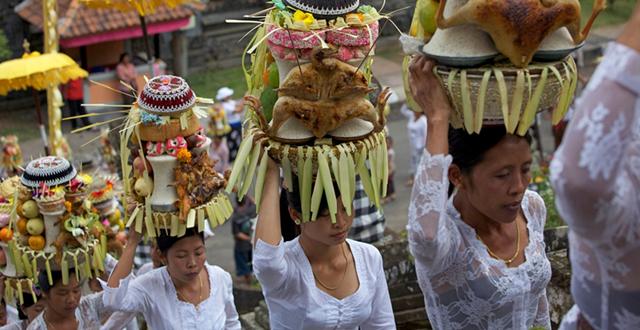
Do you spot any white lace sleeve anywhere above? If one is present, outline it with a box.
[534,289,551,329]
[550,42,640,243]
[407,149,460,275]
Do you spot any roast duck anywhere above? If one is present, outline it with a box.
[434,0,606,67]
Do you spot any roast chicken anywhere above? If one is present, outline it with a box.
[436,0,606,67]
[249,48,388,140]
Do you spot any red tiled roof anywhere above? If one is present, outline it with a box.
[15,0,198,39]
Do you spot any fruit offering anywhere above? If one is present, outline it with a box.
[120,75,233,237]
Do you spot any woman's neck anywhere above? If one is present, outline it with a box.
[453,192,510,236]
[169,267,203,291]
[44,308,76,328]
[298,234,344,264]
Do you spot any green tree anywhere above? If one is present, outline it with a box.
[0,29,12,61]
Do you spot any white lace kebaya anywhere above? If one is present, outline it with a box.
[253,237,396,330]
[407,151,552,330]
[550,42,640,330]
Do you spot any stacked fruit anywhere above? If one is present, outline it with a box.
[15,198,46,251]
[8,156,107,286]
[88,177,124,230]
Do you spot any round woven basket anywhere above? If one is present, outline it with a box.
[265,131,385,176]
[229,124,388,222]
[434,56,577,134]
[137,111,200,142]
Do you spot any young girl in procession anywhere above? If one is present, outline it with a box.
[406,56,552,329]
[550,3,640,329]
[103,228,241,330]
[253,159,396,329]
[22,253,136,330]
[26,270,108,330]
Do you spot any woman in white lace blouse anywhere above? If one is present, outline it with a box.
[550,4,640,329]
[253,159,395,329]
[406,56,552,330]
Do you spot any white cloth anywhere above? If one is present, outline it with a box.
[216,87,234,101]
[136,263,154,276]
[102,311,139,330]
[407,150,552,329]
[6,306,19,324]
[102,265,240,330]
[401,104,427,174]
[223,100,243,124]
[551,42,640,330]
[0,320,27,330]
[27,292,106,330]
[253,237,396,329]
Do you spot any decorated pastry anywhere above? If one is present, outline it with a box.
[283,0,359,19]
[120,75,233,237]
[20,156,77,189]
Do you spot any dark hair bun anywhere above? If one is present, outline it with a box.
[156,228,204,254]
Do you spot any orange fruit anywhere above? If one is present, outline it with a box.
[28,235,45,251]
[0,228,13,242]
[16,218,28,235]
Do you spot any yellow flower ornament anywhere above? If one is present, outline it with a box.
[293,10,315,27]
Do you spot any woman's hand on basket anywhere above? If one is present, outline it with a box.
[409,56,453,124]
[409,55,451,155]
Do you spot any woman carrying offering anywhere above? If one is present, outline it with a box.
[103,229,241,330]
[253,160,396,329]
[406,56,552,330]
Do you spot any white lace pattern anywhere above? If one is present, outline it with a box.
[408,150,552,330]
[551,42,640,330]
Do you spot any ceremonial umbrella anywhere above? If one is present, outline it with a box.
[80,0,201,73]
[0,49,88,154]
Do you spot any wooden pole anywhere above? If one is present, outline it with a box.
[138,15,155,75]
[32,91,50,155]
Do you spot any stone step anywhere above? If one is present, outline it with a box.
[253,300,270,329]
[239,312,268,330]
[395,307,431,328]
[392,293,426,312]
[389,280,423,299]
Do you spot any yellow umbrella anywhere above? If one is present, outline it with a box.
[0,52,87,96]
[80,0,197,16]
[0,51,87,154]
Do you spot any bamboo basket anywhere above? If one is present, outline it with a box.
[434,56,578,135]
